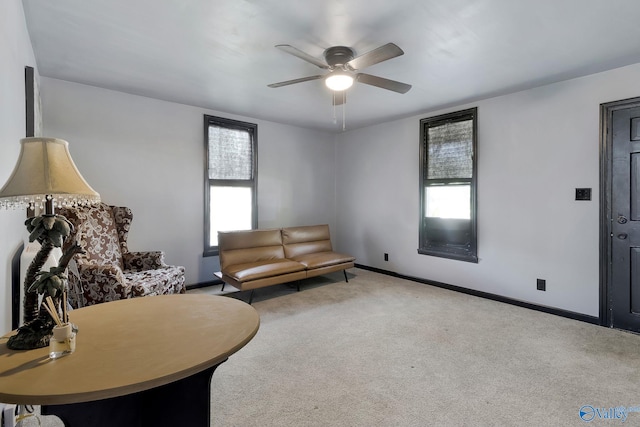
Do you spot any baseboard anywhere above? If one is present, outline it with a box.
[355,263,601,326]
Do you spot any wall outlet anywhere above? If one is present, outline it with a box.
[384,253,389,261]
[575,188,591,201]
[537,279,546,291]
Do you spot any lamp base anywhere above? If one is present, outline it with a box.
[6,316,54,350]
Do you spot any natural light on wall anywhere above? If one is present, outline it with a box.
[209,186,253,246]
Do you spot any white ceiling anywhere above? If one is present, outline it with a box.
[21,0,640,133]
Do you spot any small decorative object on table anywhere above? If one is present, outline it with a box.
[44,294,76,359]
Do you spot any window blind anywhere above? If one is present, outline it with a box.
[426,119,473,180]
[208,126,253,180]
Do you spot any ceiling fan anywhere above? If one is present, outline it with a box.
[267,43,412,105]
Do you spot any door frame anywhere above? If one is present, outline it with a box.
[600,96,640,328]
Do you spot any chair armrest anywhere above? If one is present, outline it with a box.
[74,264,131,306]
[123,251,167,271]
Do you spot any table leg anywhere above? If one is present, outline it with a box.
[42,361,225,427]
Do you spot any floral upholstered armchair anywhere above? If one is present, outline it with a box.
[58,203,186,308]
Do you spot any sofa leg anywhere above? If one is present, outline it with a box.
[297,281,300,292]
[343,270,349,283]
[248,290,255,304]
[221,282,226,292]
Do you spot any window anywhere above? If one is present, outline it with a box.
[204,115,257,256]
[419,108,477,262]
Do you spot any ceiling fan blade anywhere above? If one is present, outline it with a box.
[347,43,404,70]
[356,73,412,94]
[275,45,329,69]
[332,91,346,106]
[268,75,324,88]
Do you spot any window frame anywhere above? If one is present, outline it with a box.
[418,107,478,263]
[203,115,258,257]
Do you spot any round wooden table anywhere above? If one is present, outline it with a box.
[0,294,259,426]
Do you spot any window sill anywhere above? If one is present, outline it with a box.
[417,247,478,263]
[203,248,219,257]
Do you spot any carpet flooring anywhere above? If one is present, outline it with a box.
[190,268,640,426]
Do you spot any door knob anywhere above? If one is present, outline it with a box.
[618,215,628,224]
[617,233,628,240]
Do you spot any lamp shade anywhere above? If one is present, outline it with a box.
[0,137,100,210]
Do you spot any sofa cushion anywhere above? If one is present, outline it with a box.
[126,266,186,297]
[282,224,333,258]
[290,252,356,269]
[219,229,284,270]
[282,224,330,245]
[68,263,130,308]
[221,246,286,270]
[219,228,282,250]
[225,259,305,282]
[61,203,123,267]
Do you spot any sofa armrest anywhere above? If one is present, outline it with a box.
[74,264,131,307]
[123,251,167,271]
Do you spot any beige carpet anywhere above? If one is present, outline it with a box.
[191,268,640,426]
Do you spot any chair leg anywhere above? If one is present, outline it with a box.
[343,270,349,283]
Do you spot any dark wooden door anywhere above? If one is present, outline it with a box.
[610,105,640,332]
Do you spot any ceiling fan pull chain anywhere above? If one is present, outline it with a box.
[342,94,346,131]
[332,93,337,124]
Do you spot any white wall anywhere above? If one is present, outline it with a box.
[0,1,38,333]
[11,0,640,320]
[40,78,336,285]
[336,62,640,317]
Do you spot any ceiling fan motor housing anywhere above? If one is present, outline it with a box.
[324,46,355,68]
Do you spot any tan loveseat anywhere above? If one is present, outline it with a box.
[217,224,355,301]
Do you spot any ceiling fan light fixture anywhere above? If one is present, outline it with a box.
[325,71,354,91]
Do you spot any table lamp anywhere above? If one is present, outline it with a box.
[0,137,100,349]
